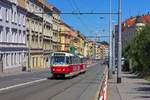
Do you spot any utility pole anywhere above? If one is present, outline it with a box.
[109,0,113,79]
[117,0,122,83]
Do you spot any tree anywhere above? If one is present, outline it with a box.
[123,24,150,76]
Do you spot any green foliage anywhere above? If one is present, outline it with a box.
[123,24,150,76]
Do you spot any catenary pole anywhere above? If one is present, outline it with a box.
[109,0,113,79]
[117,0,122,83]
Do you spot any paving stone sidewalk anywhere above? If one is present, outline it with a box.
[108,72,150,100]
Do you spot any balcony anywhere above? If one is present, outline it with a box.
[44,14,53,24]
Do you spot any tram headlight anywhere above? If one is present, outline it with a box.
[62,68,65,71]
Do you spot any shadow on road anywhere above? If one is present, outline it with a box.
[138,96,150,98]
[46,74,79,80]
[123,74,142,79]
[136,87,150,92]
[137,82,150,85]
[134,87,150,99]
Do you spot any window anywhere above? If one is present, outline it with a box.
[35,5,37,10]
[23,15,25,26]
[6,29,9,42]
[18,13,20,25]
[11,53,13,65]
[6,54,8,66]
[15,32,17,43]
[14,53,16,64]
[6,9,8,22]
[52,56,65,64]
[7,29,10,42]
[18,53,20,64]
[12,31,14,43]
[0,29,2,42]
[66,56,70,64]
[0,7,2,19]
[11,9,14,22]
[19,31,21,43]
[23,32,25,43]
[14,12,17,23]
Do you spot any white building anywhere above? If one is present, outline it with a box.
[0,0,27,73]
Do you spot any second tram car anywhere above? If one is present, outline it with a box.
[50,52,87,78]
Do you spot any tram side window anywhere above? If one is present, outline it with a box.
[77,56,80,63]
[81,58,83,63]
[70,56,73,64]
[72,56,76,64]
[66,56,69,64]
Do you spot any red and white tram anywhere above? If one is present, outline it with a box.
[50,52,87,78]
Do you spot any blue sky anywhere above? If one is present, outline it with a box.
[48,0,150,41]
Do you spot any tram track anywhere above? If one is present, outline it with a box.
[48,64,103,100]
[0,63,104,100]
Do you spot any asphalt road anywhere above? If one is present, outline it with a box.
[0,63,105,100]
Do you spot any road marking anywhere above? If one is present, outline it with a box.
[0,78,47,92]
[87,63,97,68]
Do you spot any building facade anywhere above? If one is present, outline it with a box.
[52,7,61,52]
[87,40,94,58]
[60,21,74,52]
[95,43,101,59]
[78,33,85,56]
[0,0,27,73]
[26,0,44,70]
[43,2,53,68]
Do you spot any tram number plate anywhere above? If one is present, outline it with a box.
[56,69,61,71]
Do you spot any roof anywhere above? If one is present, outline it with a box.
[123,13,150,28]
[141,14,150,23]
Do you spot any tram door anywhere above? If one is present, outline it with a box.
[0,54,3,72]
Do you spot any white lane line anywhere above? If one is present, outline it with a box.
[0,78,47,92]
[87,63,97,68]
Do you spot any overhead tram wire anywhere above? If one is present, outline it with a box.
[71,0,90,31]
[67,0,90,32]
[33,12,119,15]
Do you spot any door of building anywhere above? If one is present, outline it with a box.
[0,54,3,72]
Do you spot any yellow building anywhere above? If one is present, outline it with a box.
[95,43,102,59]
[77,33,85,56]
[87,40,94,58]
[72,30,80,54]
[60,21,74,52]
[100,44,109,60]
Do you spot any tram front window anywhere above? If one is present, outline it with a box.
[52,56,66,65]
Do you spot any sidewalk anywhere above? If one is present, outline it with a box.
[108,72,150,100]
[0,68,49,78]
